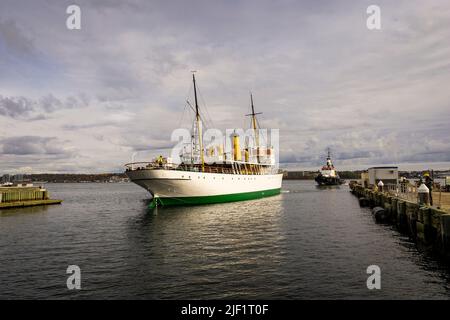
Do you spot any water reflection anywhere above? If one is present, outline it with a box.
[0,205,50,217]
[125,195,286,298]
[2,182,450,299]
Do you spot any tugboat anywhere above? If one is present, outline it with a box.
[315,149,343,186]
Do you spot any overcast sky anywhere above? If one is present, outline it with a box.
[1,0,450,173]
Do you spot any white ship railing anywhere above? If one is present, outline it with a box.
[124,161,280,175]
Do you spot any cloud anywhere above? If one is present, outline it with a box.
[39,94,63,112]
[0,94,89,119]
[0,95,34,118]
[1,0,450,173]
[0,136,70,155]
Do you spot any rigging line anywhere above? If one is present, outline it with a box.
[176,101,189,129]
[199,104,213,131]
[186,100,196,113]
[188,99,209,129]
[197,84,215,130]
[186,99,208,129]
[203,105,214,130]
[202,108,214,131]
[185,81,194,105]
[175,80,196,131]
[255,117,268,147]
[184,81,197,123]
[187,79,213,132]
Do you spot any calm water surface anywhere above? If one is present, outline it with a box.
[1,181,450,299]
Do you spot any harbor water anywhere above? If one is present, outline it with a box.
[1,180,450,299]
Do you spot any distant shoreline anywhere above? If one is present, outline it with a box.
[1,173,128,184]
[2,169,448,183]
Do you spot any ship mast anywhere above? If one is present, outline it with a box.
[326,148,332,168]
[247,93,262,163]
[192,73,204,170]
[250,93,259,147]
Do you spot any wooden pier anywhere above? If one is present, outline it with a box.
[350,182,450,259]
[0,186,62,209]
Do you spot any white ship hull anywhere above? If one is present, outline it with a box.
[126,169,283,206]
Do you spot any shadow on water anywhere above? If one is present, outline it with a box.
[315,184,343,190]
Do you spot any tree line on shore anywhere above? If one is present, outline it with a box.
[1,173,127,183]
[1,169,448,183]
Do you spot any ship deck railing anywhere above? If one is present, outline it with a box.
[124,161,280,175]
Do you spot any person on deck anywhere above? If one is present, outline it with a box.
[157,155,163,167]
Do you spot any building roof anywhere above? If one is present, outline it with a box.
[368,166,398,169]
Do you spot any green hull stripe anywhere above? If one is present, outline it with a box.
[150,188,281,207]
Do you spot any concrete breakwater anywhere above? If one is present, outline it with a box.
[0,186,62,209]
[350,183,450,259]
